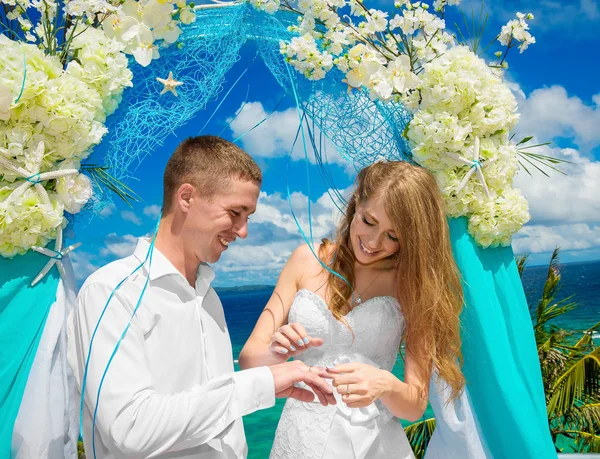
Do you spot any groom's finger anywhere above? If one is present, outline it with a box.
[288,386,316,403]
[308,365,333,379]
[305,383,336,406]
[297,370,334,395]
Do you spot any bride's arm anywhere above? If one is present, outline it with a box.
[378,349,429,421]
[238,244,315,370]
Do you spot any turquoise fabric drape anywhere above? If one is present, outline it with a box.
[448,217,556,458]
[0,252,59,459]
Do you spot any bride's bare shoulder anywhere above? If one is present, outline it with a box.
[289,241,335,263]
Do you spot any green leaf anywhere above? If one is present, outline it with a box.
[517,135,534,145]
[547,347,600,418]
[82,164,141,207]
[404,418,436,459]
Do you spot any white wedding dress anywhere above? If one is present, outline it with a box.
[270,289,415,459]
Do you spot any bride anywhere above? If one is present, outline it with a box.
[239,161,465,458]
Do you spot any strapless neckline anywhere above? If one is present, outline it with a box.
[295,288,399,319]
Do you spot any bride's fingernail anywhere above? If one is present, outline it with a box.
[290,345,297,351]
[297,339,304,346]
[278,349,289,354]
[303,337,310,344]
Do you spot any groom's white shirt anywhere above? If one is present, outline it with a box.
[67,238,275,458]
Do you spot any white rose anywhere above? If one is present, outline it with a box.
[56,165,93,214]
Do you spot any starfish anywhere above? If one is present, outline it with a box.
[446,137,494,198]
[0,141,78,205]
[30,225,81,286]
[156,71,184,97]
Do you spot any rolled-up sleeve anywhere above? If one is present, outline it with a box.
[70,282,275,458]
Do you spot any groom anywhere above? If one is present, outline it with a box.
[67,136,334,459]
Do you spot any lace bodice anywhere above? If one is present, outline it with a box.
[289,289,405,371]
[270,289,413,459]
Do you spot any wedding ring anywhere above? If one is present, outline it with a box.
[346,385,351,395]
[308,366,313,373]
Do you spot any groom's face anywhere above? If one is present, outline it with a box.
[184,178,260,264]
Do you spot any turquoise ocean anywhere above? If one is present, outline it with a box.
[218,260,600,458]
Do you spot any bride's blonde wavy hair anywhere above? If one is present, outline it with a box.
[320,161,465,399]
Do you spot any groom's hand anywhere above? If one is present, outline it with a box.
[270,361,336,406]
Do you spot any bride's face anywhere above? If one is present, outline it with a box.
[349,196,400,267]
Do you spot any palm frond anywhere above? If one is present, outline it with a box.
[404,418,436,459]
[563,430,600,453]
[561,402,600,436]
[81,164,141,207]
[574,326,600,350]
[516,253,529,278]
[547,348,600,418]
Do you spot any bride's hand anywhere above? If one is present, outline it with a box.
[328,363,395,408]
[270,322,324,358]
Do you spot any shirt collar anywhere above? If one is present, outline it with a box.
[132,238,215,285]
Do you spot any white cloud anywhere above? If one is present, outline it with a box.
[514,85,600,152]
[472,0,600,38]
[513,223,600,254]
[214,188,347,279]
[515,146,600,226]
[99,203,116,218]
[143,204,162,219]
[70,251,100,283]
[508,83,600,259]
[121,210,142,225]
[100,233,139,258]
[227,101,350,167]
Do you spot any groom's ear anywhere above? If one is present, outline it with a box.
[176,183,195,213]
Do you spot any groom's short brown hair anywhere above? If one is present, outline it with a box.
[162,135,262,213]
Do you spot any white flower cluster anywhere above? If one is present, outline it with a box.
[102,0,196,67]
[0,33,132,257]
[249,0,280,14]
[337,46,419,100]
[499,12,535,53]
[3,0,195,67]
[280,34,334,81]
[432,0,461,12]
[251,0,536,248]
[407,46,529,247]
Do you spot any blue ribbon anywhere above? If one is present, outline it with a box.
[13,48,27,104]
[25,173,42,184]
[284,61,352,293]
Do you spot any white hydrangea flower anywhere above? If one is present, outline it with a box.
[0,183,65,258]
[405,46,528,246]
[0,85,12,121]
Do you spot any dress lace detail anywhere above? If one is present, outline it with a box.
[270,289,414,459]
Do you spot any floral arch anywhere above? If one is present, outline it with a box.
[0,1,556,458]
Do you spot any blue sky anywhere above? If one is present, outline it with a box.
[70,0,600,287]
